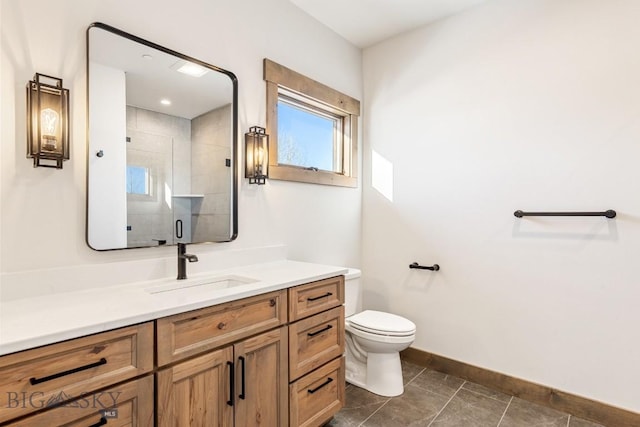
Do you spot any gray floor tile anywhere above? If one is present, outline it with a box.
[462,381,512,403]
[362,383,451,427]
[334,361,610,427]
[431,388,509,427]
[568,416,606,427]
[409,369,465,399]
[499,397,570,427]
[402,360,425,385]
[327,383,389,426]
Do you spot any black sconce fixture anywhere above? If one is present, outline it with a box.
[245,126,268,184]
[26,73,70,168]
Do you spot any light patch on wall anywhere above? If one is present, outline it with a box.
[165,182,172,209]
[371,150,393,202]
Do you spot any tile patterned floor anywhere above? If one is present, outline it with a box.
[327,361,606,427]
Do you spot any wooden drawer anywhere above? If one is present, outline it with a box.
[288,276,344,322]
[289,356,345,427]
[0,322,153,424]
[289,306,344,381]
[157,290,287,366]
[7,375,154,426]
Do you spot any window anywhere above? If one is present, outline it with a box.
[264,59,360,187]
[126,165,150,195]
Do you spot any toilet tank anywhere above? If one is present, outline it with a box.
[344,268,362,317]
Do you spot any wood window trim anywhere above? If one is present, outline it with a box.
[264,58,360,188]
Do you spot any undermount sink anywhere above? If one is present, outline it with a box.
[145,275,258,295]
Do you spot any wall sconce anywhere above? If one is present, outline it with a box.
[26,73,70,168]
[245,126,269,184]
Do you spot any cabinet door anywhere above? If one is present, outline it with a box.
[157,346,234,427]
[234,327,288,427]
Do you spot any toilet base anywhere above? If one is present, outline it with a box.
[345,345,405,397]
[366,352,404,397]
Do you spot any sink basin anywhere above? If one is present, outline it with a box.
[145,275,258,295]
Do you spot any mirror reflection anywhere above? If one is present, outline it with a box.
[86,23,237,250]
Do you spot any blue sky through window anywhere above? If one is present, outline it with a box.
[126,165,149,195]
[277,101,336,171]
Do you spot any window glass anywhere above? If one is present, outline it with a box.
[126,165,149,195]
[277,100,340,172]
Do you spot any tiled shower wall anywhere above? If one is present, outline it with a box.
[126,106,191,247]
[190,104,232,242]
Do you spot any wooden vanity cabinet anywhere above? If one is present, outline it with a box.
[156,278,346,427]
[157,327,288,427]
[288,276,346,427]
[0,275,346,427]
[156,289,289,427]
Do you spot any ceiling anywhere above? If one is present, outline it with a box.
[290,0,486,48]
[89,26,233,120]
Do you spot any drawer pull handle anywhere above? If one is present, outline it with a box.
[88,417,108,427]
[269,298,276,307]
[29,358,107,385]
[307,292,332,302]
[218,322,226,330]
[308,377,333,394]
[307,325,333,337]
[239,356,246,400]
[227,361,234,406]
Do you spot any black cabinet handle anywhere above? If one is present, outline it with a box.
[308,377,333,394]
[30,358,107,385]
[307,325,333,337]
[307,292,332,302]
[227,361,234,406]
[88,417,107,427]
[239,356,246,400]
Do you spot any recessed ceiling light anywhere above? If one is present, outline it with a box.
[160,99,171,106]
[174,61,209,78]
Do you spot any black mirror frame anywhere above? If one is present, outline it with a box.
[85,22,238,250]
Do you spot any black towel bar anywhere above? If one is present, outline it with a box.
[409,262,440,271]
[514,210,616,218]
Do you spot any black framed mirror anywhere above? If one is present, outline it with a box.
[86,23,237,250]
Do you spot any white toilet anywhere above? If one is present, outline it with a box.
[344,268,416,397]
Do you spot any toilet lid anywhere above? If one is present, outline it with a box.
[348,310,416,335]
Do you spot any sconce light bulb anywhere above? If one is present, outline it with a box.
[41,108,58,136]
[40,108,58,151]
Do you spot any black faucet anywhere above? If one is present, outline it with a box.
[177,243,199,280]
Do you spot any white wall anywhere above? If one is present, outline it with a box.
[0,0,362,288]
[362,0,640,413]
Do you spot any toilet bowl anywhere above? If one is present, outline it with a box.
[344,269,416,397]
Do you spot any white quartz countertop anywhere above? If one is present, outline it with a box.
[0,260,347,356]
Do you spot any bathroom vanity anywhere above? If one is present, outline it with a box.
[0,261,346,426]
